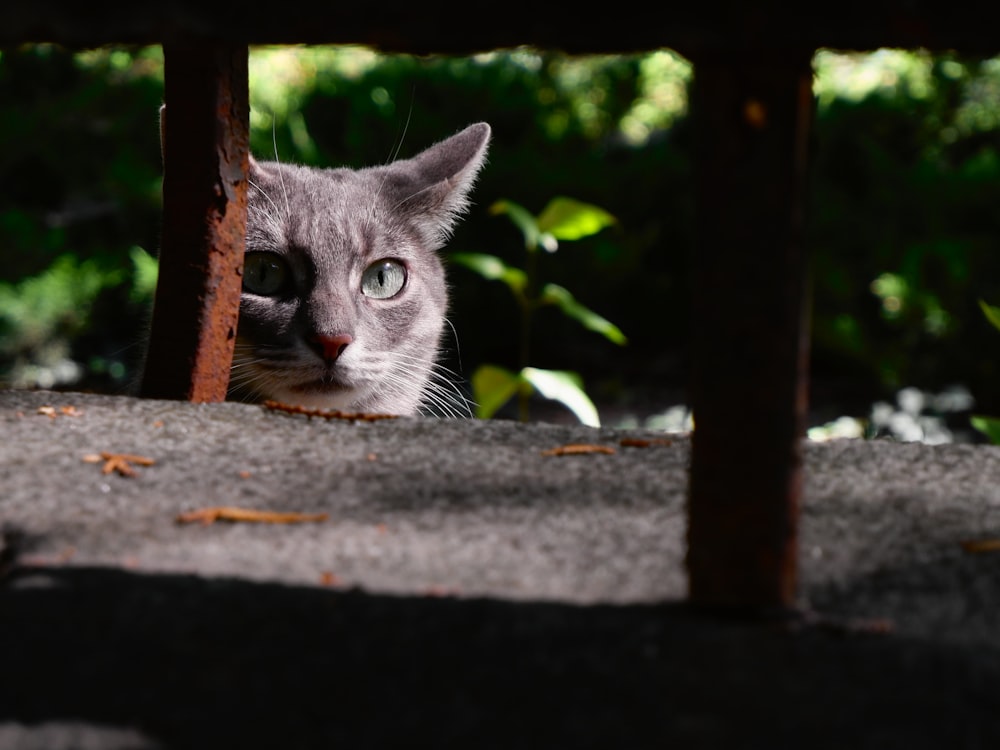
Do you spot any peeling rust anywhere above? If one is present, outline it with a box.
[685,51,814,612]
[140,42,249,402]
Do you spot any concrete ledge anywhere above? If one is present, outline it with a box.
[2,390,1000,747]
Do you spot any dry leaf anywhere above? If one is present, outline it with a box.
[423,584,458,597]
[319,571,341,586]
[960,539,1000,554]
[83,451,155,477]
[541,443,616,457]
[619,437,674,448]
[38,405,83,418]
[264,400,397,422]
[176,506,329,525]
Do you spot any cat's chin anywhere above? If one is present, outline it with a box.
[278,382,365,411]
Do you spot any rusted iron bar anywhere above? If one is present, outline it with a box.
[140,42,249,402]
[686,50,815,612]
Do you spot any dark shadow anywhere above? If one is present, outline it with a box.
[2,565,1000,749]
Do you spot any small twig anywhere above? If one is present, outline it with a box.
[960,538,1000,554]
[82,452,156,477]
[176,506,329,525]
[541,443,616,456]
[619,437,674,448]
[263,400,397,422]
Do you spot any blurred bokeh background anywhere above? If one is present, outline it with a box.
[1,45,999,438]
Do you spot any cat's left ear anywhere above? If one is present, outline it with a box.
[392,122,491,247]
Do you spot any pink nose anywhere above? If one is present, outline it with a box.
[310,333,353,362]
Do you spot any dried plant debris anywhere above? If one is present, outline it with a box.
[176,506,329,525]
[960,538,1000,554]
[263,400,397,422]
[541,443,616,457]
[319,571,342,587]
[83,452,156,477]
[619,437,674,448]
[37,405,83,418]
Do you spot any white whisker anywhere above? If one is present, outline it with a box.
[248,179,282,222]
[271,114,291,218]
[385,100,414,166]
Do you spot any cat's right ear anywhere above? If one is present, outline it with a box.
[247,154,274,183]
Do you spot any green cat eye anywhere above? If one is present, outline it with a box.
[243,252,289,296]
[361,260,407,300]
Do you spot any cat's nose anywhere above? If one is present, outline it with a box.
[310,333,353,363]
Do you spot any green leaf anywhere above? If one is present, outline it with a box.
[521,367,600,427]
[971,415,1000,445]
[979,299,1000,333]
[535,197,616,241]
[450,252,528,296]
[0,255,123,354]
[471,364,522,420]
[490,199,542,251]
[129,245,159,303]
[540,283,627,345]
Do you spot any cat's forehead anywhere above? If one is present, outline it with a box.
[248,161,411,257]
[260,163,381,206]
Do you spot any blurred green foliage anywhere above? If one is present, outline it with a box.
[971,300,1000,443]
[1,44,999,419]
[453,196,622,425]
[0,45,164,391]
[809,50,1000,412]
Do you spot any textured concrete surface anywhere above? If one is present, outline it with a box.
[2,389,1000,748]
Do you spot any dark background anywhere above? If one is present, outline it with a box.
[2,45,999,426]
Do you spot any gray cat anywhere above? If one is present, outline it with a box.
[231,123,490,416]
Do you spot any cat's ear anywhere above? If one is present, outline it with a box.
[247,153,265,177]
[389,122,491,248]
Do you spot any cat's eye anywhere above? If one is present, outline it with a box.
[243,252,290,296]
[361,260,407,300]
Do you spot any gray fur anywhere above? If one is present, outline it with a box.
[231,123,491,416]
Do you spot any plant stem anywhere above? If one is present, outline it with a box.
[518,299,532,422]
[518,247,539,422]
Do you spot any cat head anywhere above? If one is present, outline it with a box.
[232,123,491,416]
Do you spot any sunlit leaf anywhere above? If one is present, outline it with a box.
[979,299,1000,333]
[129,245,159,303]
[971,415,1000,445]
[536,197,616,241]
[521,367,600,427]
[471,364,521,420]
[489,199,541,251]
[540,284,627,345]
[450,252,528,296]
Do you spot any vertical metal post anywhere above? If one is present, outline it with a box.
[140,42,249,402]
[686,50,815,612]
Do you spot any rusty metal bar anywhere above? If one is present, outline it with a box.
[140,41,249,402]
[686,50,815,612]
